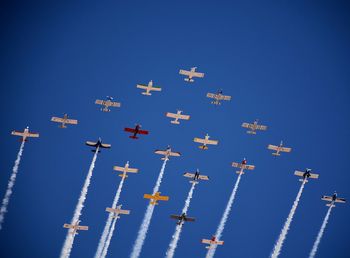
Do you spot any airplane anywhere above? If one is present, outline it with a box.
[124,124,149,139]
[136,80,162,96]
[113,161,139,178]
[241,119,267,135]
[165,110,190,124]
[183,169,209,184]
[179,67,205,82]
[11,126,39,142]
[154,146,181,161]
[143,191,169,205]
[267,141,292,156]
[294,168,319,182]
[95,96,121,112]
[201,235,224,249]
[231,158,255,175]
[321,192,346,207]
[193,133,219,150]
[106,204,130,219]
[170,213,195,225]
[206,89,231,105]
[63,220,88,235]
[85,138,111,152]
[51,114,78,128]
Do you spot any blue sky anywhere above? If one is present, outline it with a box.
[1,1,350,257]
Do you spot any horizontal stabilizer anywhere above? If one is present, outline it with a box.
[326,204,335,207]
[236,171,245,175]
[129,136,138,139]
[199,145,208,150]
[118,174,128,178]
[272,153,281,156]
[247,131,257,135]
[142,92,152,96]
[190,180,199,184]
[171,120,180,124]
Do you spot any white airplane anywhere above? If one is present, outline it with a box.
[51,114,78,128]
[206,89,231,105]
[11,127,39,142]
[321,192,346,207]
[113,161,139,179]
[201,235,224,249]
[267,141,292,156]
[179,67,204,82]
[165,110,190,124]
[183,169,209,184]
[294,168,319,182]
[136,80,162,96]
[193,133,219,150]
[242,119,267,135]
[106,205,130,219]
[154,146,181,161]
[232,158,255,175]
[63,220,88,235]
[95,96,121,112]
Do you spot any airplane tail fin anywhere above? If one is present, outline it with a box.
[171,120,180,125]
[129,135,139,139]
[199,145,208,150]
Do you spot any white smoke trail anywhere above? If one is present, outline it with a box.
[60,148,99,258]
[0,141,25,230]
[270,179,307,258]
[309,204,334,258]
[130,159,168,258]
[166,182,196,258]
[101,216,118,258]
[95,173,127,258]
[206,173,243,258]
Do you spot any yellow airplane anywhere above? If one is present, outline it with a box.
[143,192,169,205]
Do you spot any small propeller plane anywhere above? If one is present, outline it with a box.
[183,169,209,184]
[85,138,111,152]
[136,80,162,96]
[11,127,39,142]
[106,205,130,219]
[113,161,139,178]
[201,235,224,249]
[95,96,121,112]
[232,158,255,175]
[294,168,319,182]
[206,89,231,105]
[321,192,346,207]
[143,192,169,205]
[242,119,267,135]
[193,133,219,150]
[51,114,78,128]
[179,67,205,82]
[267,141,292,156]
[165,110,190,124]
[124,124,149,139]
[63,220,88,235]
[154,146,181,161]
[170,213,195,225]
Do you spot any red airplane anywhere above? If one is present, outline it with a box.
[124,124,149,139]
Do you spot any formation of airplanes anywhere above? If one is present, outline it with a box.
[7,65,346,257]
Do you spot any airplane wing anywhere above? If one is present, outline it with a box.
[179,69,191,76]
[192,71,204,78]
[143,194,154,199]
[76,226,88,231]
[257,124,268,131]
[126,167,138,173]
[156,195,169,201]
[184,217,195,222]
[244,165,255,170]
[198,175,209,180]
[206,93,215,99]
[280,147,292,153]
[335,198,346,203]
[183,172,195,178]
[136,84,149,90]
[138,129,149,135]
[11,131,25,136]
[149,86,162,92]
[193,137,206,144]
[95,99,104,105]
[51,117,65,123]
[222,95,231,101]
[206,139,218,145]
[231,162,242,168]
[170,215,181,220]
[267,144,279,151]
[27,132,39,138]
[154,150,167,156]
[110,101,121,107]
[321,196,333,202]
[241,122,253,129]
[166,112,178,119]
[86,141,97,147]
[63,224,74,229]
[294,171,305,177]
[178,114,190,120]
[202,239,212,244]
[309,173,319,179]
[106,207,130,215]
[124,128,136,133]
[100,143,111,149]
[65,119,78,125]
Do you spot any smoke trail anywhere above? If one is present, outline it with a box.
[206,173,243,258]
[309,204,333,258]
[101,216,118,258]
[130,159,168,258]
[60,148,99,258]
[270,179,307,258]
[0,141,25,230]
[166,182,196,258]
[95,173,127,258]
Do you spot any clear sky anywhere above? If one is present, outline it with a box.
[1,1,350,258]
